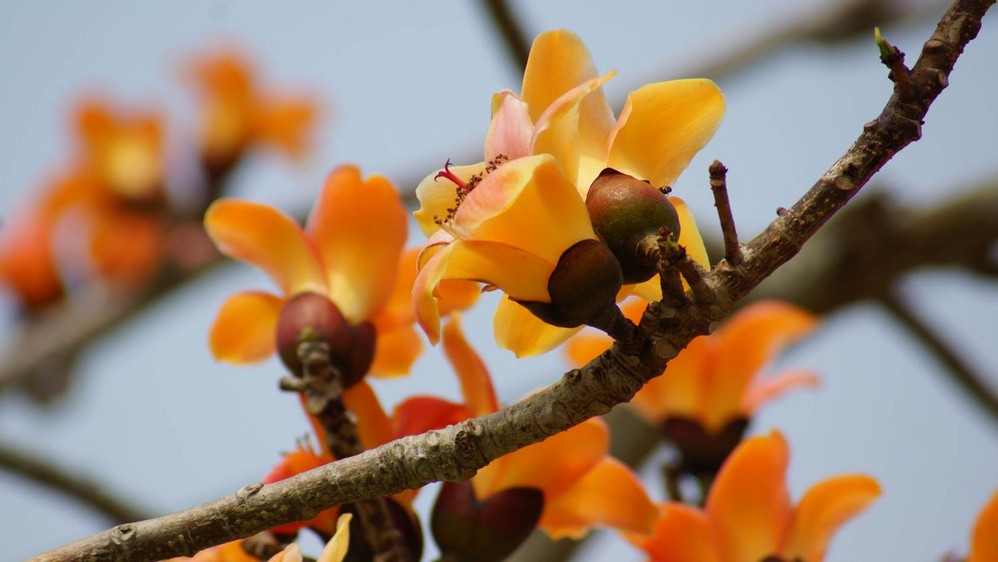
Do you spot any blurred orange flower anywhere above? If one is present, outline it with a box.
[413,29,723,357]
[632,431,881,562]
[394,316,659,539]
[0,213,63,308]
[189,50,316,170]
[968,489,998,562]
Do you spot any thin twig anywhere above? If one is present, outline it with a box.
[476,0,532,70]
[33,2,993,559]
[0,440,152,525]
[880,290,998,426]
[709,161,742,266]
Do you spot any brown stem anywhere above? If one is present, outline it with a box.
[476,0,532,70]
[880,290,998,427]
[708,160,743,266]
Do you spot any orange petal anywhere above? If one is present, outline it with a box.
[205,199,326,295]
[414,240,555,344]
[564,330,612,368]
[392,396,470,438]
[251,97,316,159]
[540,457,659,539]
[782,474,880,561]
[208,291,282,363]
[442,316,499,416]
[742,369,820,415]
[969,490,998,562]
[521,30,601,123]
[631,503,722,562]
[343,380,392,449]
[494,296,581,357]
[0,214,63,308]
[413,161,488,236]
[531,72,616,192]
[368,324,423,378]
[307,165,407,323]
[454,154,595,265]
[630,335,711,424]
[473,417,608,501]
[703,302,819,433]
[486,91,532,162]
[606,79,725,189]
[706,430,792,562]
[317,513,353,562]
[89,209,164,289]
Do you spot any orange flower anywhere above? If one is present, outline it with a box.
[0,213,63,308]
[632,431,881,562]
[413,29,723,357]
[205,164,412,374]
[968,489,998,562]
[189,50,316,168]
[569,300,819,432]
[74,98,165,202]
[394,316,659,540]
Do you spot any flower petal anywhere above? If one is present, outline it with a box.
[627,197,709,303]
[307,165,407,323]
[781,474,881,561]
[268,544,303,562]
[630,335,710,424]
[208,291,283,363]
[250,97,317,159]
[368,324,424,378]
[317,513,353,562]
[969,490,998,562]
[455,154,595,264]
[530,72,616,192]
[205,199,326,295]
[540,457,659,539]
[706,431,792,562]
[343,380,393,449]
[631,503,722,562]
[702,302,818,433]
[607,79,725,189]
[521,30,601,120]
[742,369,821,415]
[413,161,487,236]
[442,316,499,416]
[473,417,608,501]
[494,296,581,357]
[392,396,469,438]
[414,240,555,344]
[486,91,533,162]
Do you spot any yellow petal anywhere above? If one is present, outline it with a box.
[541,457,659,539]
[455,154,595,265]
[706,430,792,562]
[631,503,722,562]
[317,513,353,562]
[486,91,533,161]
[522,30,601,121]
[267,544,302,562]
[607,79,725,189]
[673,197,710,269]
[969,490,998,562]
[442,316,499,416]
[473,417,608,501]
[413,161,487,236]
[368,324,423,378]
[208,291,282,364]
[343,380,393,449]
[742,369,820,415]
[702,302,818,433]
[306,165,407,323]
[781,475,881,561]
[205,199,326,295]
[531,72,616,192]
[414,240,555,344]
[494,296,581,357]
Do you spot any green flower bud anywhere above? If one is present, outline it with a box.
[586,168,681,284]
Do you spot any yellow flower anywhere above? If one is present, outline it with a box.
[413,29,724,356]
[631,431,881,562]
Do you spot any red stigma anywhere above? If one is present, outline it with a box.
[434,159,467,189]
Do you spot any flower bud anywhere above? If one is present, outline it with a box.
[431,480,542,562]
[586,168,681,284]
[518,239,623,329]
[276,292,351,375]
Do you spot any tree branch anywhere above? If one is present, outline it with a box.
[33,1,993,560]
[0,440,152,525]
[477,0,532,70]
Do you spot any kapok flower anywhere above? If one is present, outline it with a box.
[0,213,63,308]
[205,164,412,383]
[413,29,724,356]
[188,50,316,172]
[631,431,881,562]
[568,300,819,474]
[967,489,998,562]
[394,316,659,548]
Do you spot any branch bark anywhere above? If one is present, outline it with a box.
[33,1,993,560]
